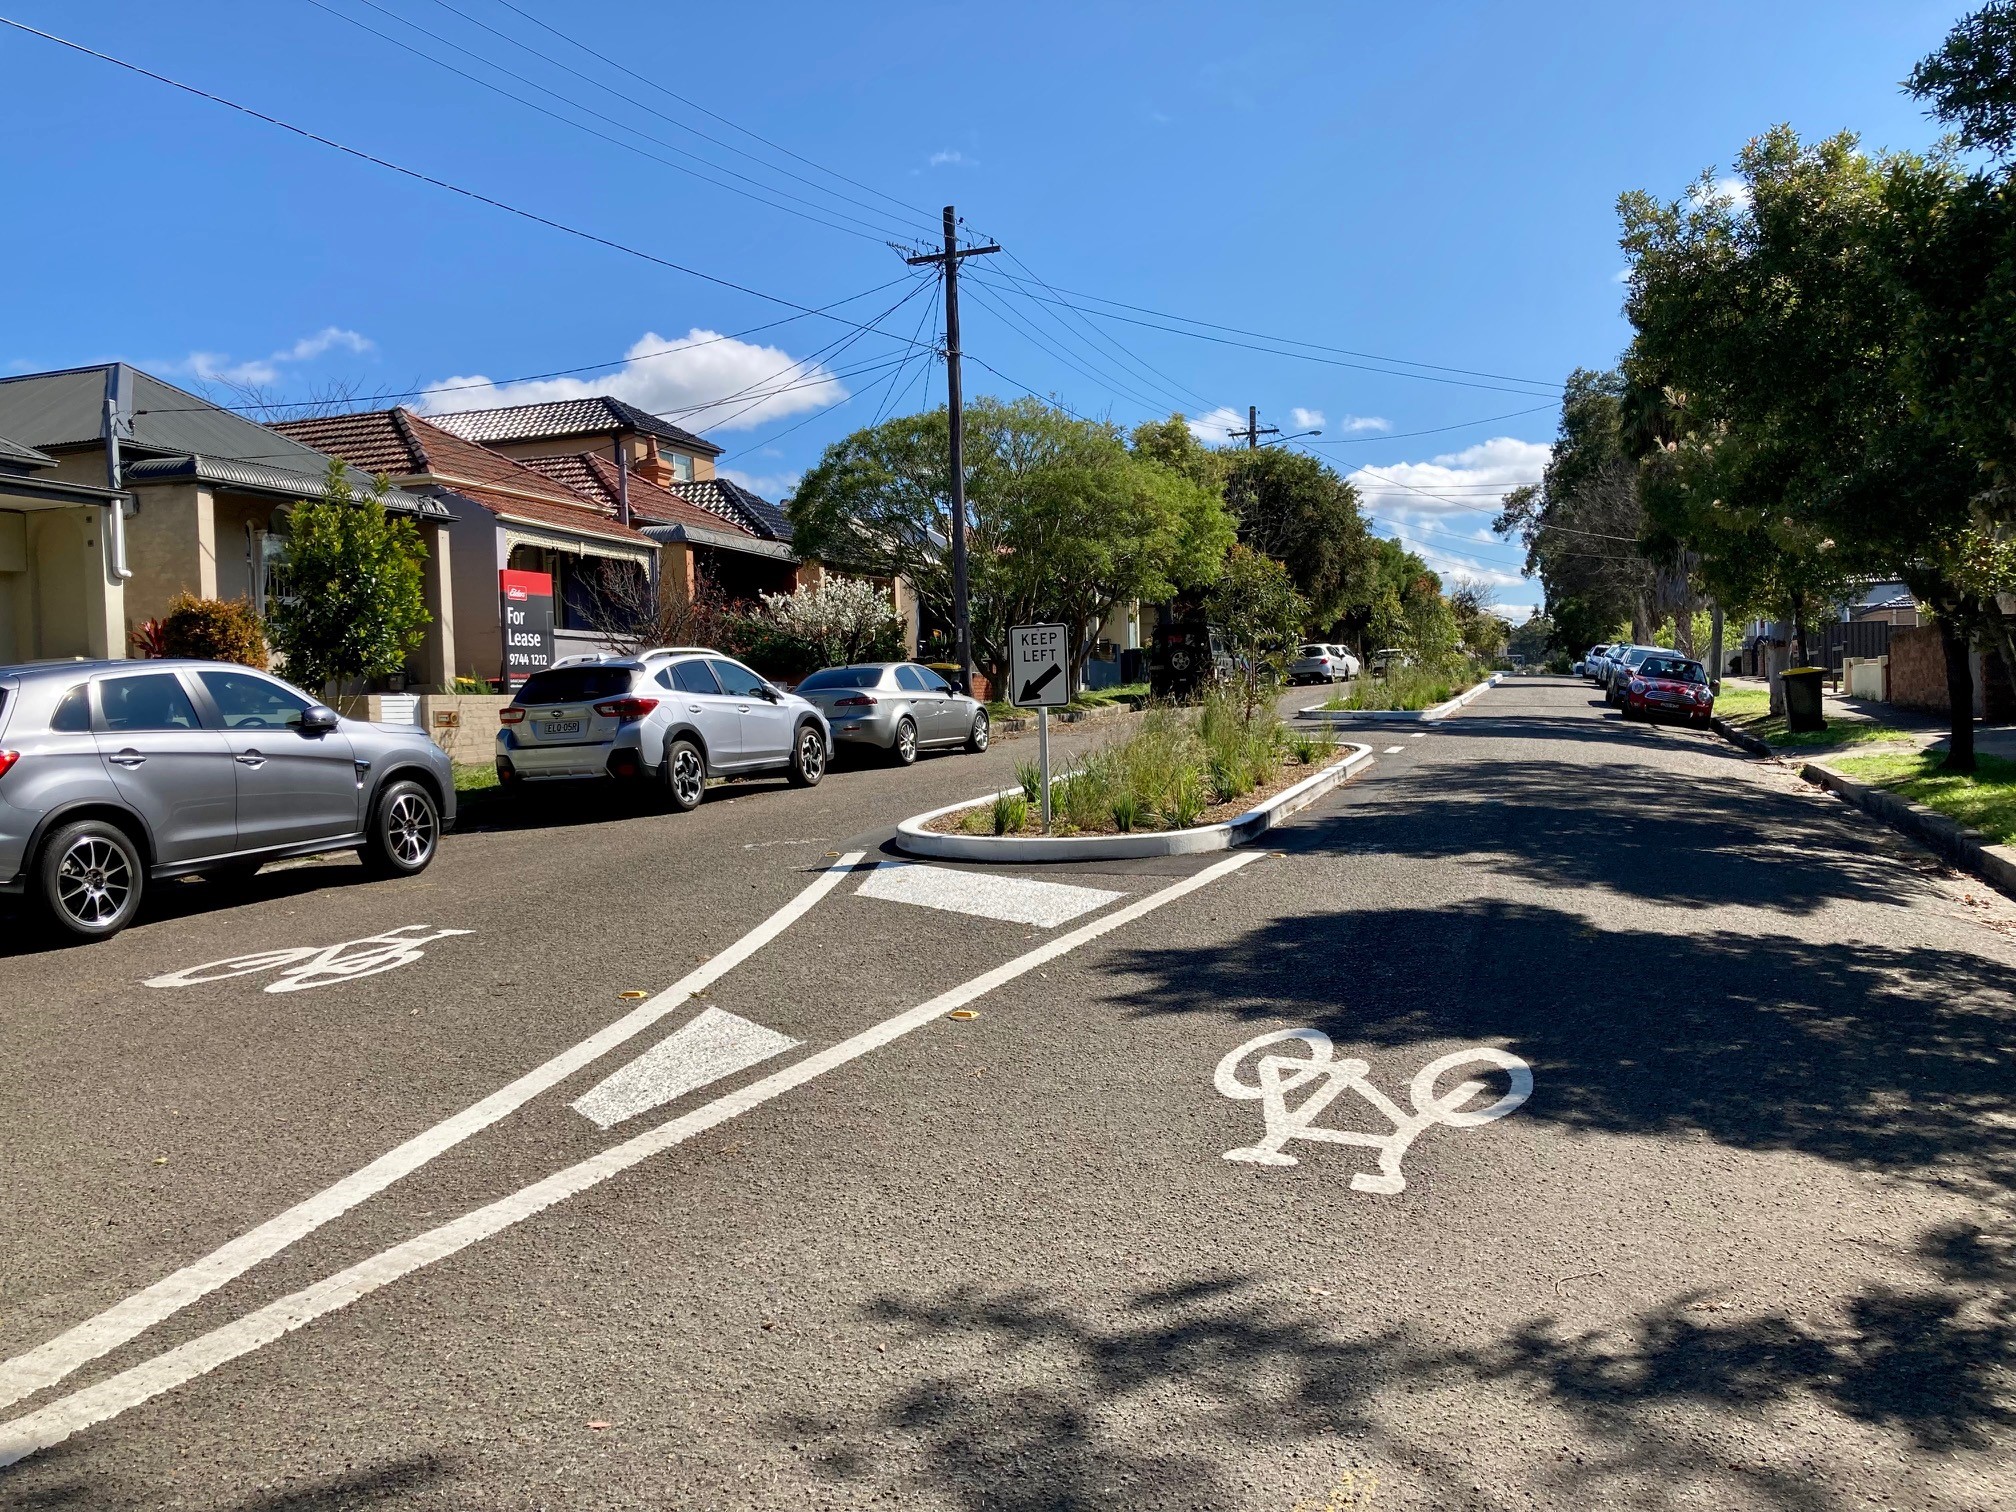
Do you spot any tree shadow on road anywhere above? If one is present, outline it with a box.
[1104,897,2016,1193]
[776,1221,2014,1510]
[3,1451,459,1510]
[1285,751,1926,914]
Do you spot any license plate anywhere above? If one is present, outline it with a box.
[540,719,582,737]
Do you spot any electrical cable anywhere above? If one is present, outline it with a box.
[0,17,940,353]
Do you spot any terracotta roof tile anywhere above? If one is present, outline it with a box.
[427,396,722,456]
[517,451,763,536]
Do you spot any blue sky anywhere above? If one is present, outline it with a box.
[0,0,1974,616]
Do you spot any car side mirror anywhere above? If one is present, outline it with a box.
[759,684,782,702]
[298,705,340,734]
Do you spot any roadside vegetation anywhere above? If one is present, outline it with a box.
[1324,661,1489,713]
[1713,682,1920,751]
[960,687,1337,836]
[1829,750,2016,844]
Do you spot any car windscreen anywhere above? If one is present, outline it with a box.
[797,667,884,691]
[1639,658,1705,682]
[516,667,635,703]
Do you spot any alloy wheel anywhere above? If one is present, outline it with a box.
[799,730,826,781]
[896,721,917,762]
[56,836,133,928]
[672,748,705,807]
[386,792,436,866]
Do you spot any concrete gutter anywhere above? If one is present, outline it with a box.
[894,743,1376,862]
[1799,761,2016,898]
[1295,673,1504,725]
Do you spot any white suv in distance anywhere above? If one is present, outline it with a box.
[496,649,831,810]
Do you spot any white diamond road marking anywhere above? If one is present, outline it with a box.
[1410,732,1426,739]
[858,860,1122,929]
[571,1008,801,1130]
[1384,745,1405,754]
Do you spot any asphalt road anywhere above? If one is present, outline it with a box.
[2,676,2012,1511]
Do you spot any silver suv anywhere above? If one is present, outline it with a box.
[495,648,831,810]
[0,659,454,942]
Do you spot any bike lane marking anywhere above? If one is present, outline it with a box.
[0,850,1262,1468]
[0,852,866,1415]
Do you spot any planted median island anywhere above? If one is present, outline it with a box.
[1319,662,1490,713]
[926,689,1341,838]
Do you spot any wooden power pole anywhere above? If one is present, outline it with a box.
[1234,404,1281,449]
[907,206,999,696]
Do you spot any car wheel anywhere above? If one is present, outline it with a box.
[966,709,990,753]
[37,819,145,942]
[662,739,706,812]
[788,724,827,787]
[891,716,918,766]
[360,779,439,879]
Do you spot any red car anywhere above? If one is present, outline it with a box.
[1621,654,1715,726]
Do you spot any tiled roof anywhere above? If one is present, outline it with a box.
[443,484,658,546]
[669,476,793,541]
[426,396,723,457]
[272,408,603,512]
[517,452,763,536]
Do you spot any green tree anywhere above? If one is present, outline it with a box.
[269,460,430,697]
[790,398,1233,691]
[1908,1,2016,159]
[1204,544,1308,718]
[1219,446,1376,630]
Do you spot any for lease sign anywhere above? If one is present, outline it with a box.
[500,569,554,689]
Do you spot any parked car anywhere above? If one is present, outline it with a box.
[1604,646,1664,705]
[1368,648,1413,679]
[0,658,453,942]
[1621,654,1715,726]
[1583,644,1613,683]
[793,662,989,764]
[1149,619,1233,700]
[1287,644,1355,685]
[496,648,829,808]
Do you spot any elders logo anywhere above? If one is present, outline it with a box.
[505,585,529,602]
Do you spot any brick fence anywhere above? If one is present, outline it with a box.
[1886,623,2016,719]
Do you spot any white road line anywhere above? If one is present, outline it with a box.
[1410,732,1426,739]
[857,860,1122,928]
[571,1008,800,1130]
[0,853,865,1415]
[0,850,1262,1468]
[1384,745,1406,755]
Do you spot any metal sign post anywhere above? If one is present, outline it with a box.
[1009,623,1070,833]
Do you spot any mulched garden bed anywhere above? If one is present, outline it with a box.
[921,750,1341,838]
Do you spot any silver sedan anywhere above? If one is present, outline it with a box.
[792,663,990,765]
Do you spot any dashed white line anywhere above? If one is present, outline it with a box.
[572,1008,800,1130]
[1384,745,1406,754]
[0,851,1262,1468]
[857,860,1122,928]
[0,852,865,1415]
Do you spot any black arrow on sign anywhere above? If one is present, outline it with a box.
[1018,662,1062,703]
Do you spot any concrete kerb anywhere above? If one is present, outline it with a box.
[1295,673,1505,725]
[1799,760,2016,899]
[893,743,1376,862]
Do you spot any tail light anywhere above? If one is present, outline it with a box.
[500,707,526,724]
[0,750,18,780]
[593,697,660,722]
[833,694,879,707]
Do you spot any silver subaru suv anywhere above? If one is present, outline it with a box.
[0,659,454,942]
[495,648,831,809]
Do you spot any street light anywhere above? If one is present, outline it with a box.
[1258,429,1322,447]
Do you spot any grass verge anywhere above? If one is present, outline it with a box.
[1827,750,2016,845]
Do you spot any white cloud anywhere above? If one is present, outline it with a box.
[1611,267,1632,285]
[1184,405,1252,444]
[170,326,375,388]
[420,329,848,434]
[1349,436,1552,520]
[1290,407,1326,430]
[1689,175,1751,211]
[1336,414,1389,434]
[928,149,973,168]
[721,467,802,500]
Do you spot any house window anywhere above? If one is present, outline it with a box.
[669,451,694,483]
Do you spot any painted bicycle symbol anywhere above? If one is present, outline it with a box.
[143,925,472,995]
[1214,1028,1532,1194]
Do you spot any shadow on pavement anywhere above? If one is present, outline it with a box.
[780,1221,2013,1509]
[7,1451,459,1510]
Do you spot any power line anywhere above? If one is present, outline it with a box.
[485,0,935,226]
[0,17,940,351]
[301,0,921,245]
[974,267,1563,389]
[1303,404,1559,445]
[413,0,941,239]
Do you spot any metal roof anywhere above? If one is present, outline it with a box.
[427,396,723,456]
[0,433,55,470]
[642,521,796,560]
[122,454,451,518]
[0,364,339,473]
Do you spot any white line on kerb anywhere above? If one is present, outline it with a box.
[0,851,1259,1468]
[0,852,866,1415]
